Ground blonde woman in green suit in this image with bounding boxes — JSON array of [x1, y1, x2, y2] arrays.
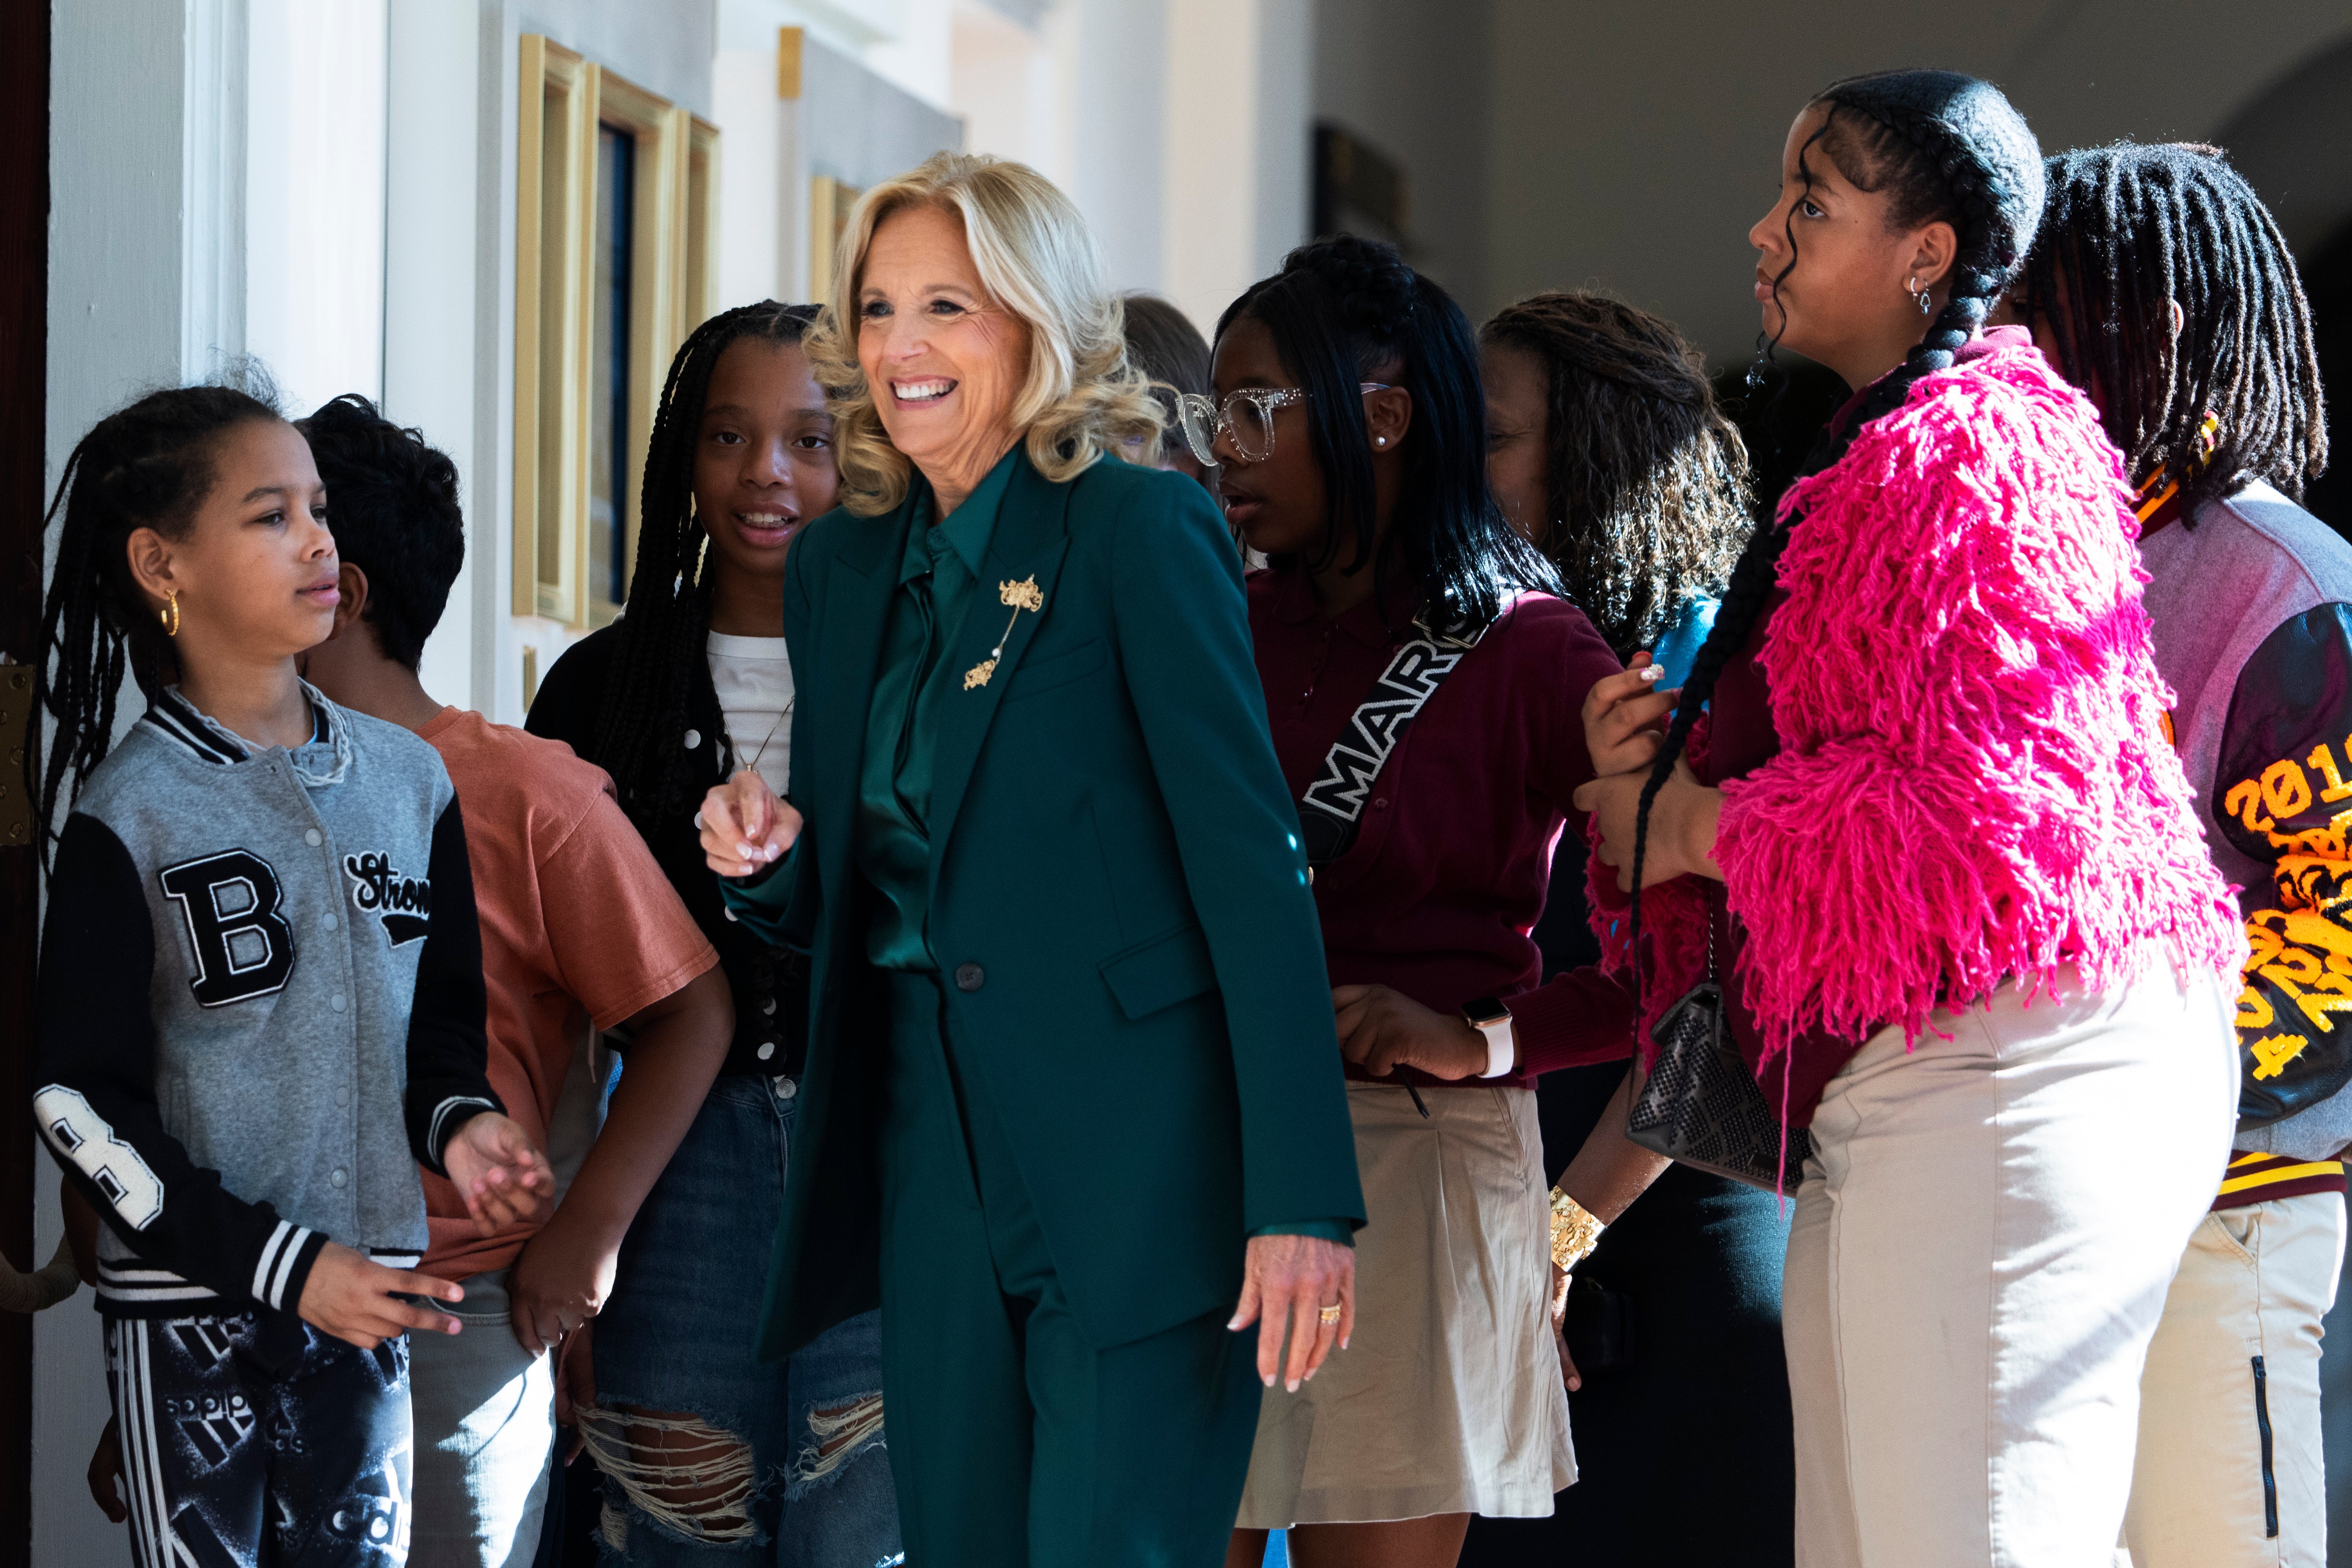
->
[[695, 152, 1365, 1567]]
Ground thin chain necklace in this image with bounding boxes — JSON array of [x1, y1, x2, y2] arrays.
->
[[728, 696, 795, 779]]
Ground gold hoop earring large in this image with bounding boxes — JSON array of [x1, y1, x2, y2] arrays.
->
[[159, 591, 180, 637]]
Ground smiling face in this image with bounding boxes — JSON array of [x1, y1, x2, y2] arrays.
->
[[693, 337, 838, 584], [1480, 338, 1550, 545], [1746, 103, 1956, 388], [1207, 314, 1331, 559], [855, 202, 1033, 496], [127, 417, 339, 665]]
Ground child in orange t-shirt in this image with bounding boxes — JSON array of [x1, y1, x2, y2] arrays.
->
[[293, 395, 732, 1564]]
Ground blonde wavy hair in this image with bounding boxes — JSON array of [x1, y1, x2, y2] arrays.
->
[[805, 151, 1165, 515]]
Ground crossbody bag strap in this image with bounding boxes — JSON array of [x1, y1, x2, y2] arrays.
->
[[1296, 613, 1492, 870]]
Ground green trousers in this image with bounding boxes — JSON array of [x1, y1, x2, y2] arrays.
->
[[877, 972, 1262, 1567]]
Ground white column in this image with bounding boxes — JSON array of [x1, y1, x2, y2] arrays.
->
[[1163, 0, 1312, 335], [714, 39, 786, 311], [386, 0, 484, 712], [183, 0, 249, 378], [244, 0, 389, 417], [1048, 0, 1168, 294]]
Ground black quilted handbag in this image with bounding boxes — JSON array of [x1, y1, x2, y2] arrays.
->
[[1624, 916, 1811, 1191]]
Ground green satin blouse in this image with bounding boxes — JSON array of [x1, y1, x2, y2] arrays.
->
[[853, 448, 1021, 971]]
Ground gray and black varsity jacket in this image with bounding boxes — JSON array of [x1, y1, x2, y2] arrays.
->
[[2142, 480, 2352, 1178], [33, 685, 504, 1318]]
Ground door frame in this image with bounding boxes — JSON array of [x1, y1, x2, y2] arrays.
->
[[0, 0, 51, 1563]]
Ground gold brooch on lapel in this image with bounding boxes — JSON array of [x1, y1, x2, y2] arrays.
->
[[964, 577, 1046, 690]]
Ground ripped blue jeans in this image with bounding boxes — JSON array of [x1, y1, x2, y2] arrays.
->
[[589, 1070, 903, 1567]]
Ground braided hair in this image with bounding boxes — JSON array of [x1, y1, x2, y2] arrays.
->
[[1214, 235, 1558, 634], [31, 382, 286, 864], [2019, 141, 2326, 514], [588, 301, 820, 834], [1480, 291, 1751, 657], [1628, 70, 2045, 997]]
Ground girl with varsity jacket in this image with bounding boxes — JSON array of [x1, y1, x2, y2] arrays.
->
[[29, 382, 553, 1568], [2016, 140, 2346, 1568]]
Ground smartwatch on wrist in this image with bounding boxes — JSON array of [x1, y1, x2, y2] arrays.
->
[[1462, 996, 1516, 1079]]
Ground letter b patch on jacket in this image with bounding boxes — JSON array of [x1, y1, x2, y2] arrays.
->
[[159, 850, 295, 1007]]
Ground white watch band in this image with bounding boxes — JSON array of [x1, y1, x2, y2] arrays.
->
[[1473, 1015, 1516, 1078]]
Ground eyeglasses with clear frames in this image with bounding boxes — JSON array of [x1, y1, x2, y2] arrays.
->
[[1175, 383, 1392, 468]]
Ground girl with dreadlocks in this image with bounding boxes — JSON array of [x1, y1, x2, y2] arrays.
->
[[526, 304, 902, 1563], [1461, 292, 1791, 1568], [1569, 73, 2244, 1565], [2013, 139, 2343, 1568], [28, 382, 549, 1568], [1199, 236, 1626, 1567]]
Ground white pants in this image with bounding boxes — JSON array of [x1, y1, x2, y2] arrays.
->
[[2125, 1189, 2347, 1568], [1784, 963, 2240, 1568]]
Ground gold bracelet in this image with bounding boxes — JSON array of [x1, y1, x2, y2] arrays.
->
[[1549, 1187, 1604, 1272]]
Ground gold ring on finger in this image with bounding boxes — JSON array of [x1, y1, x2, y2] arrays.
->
[[1317, 1304, 1343, 1325]]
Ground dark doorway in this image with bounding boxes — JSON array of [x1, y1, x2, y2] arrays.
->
[[2299, 218, 2350, 538], [0, 0, 50, 1565]]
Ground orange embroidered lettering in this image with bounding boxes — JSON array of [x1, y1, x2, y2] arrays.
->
[[2311, 743, 2352, 803], [2229, 780, 2276, 834], [2264, 759, 2315, 820]]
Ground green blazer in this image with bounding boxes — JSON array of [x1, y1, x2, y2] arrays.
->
[[727, 449, 1365, 1358]]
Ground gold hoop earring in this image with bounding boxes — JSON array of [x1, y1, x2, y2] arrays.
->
[[159, 591, 180, 637]]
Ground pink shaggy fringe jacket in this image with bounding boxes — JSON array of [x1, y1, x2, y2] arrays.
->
[[1601, 334, 2241, 1105]]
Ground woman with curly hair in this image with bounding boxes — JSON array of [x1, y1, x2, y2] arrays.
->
[[1462, 292, 1792, 1568], [1479, 291, 1746, 673], [695, 152, 1364, 1567]]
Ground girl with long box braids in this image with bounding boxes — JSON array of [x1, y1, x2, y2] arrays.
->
[[2015, 140, 2344, 1568], [525, 305, 903, 1563], [1570, 72, 2244, 1565], [28, 381, 550, 1568], [1206, 237, 1624, 1566]]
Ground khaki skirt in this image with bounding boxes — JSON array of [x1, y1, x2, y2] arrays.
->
[[1237, 1080, 1576, 1527]]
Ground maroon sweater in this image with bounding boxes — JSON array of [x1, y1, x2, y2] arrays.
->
[[1248, 565, 1633, 1089]]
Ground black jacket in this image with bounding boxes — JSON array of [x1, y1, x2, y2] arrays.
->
[[526, 625, 807, 1077]]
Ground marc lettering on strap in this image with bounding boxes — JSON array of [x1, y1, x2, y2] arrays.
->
[[1296, 617, 1488, 869]]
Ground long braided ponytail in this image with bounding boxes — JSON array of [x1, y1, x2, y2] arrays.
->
[[589, 301, 820, 834], [1626, 70, 2046, 1002], [31, 381, 285, 865]]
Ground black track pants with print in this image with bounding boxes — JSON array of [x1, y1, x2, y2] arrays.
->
[[105, 1311, 413, 1568]]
